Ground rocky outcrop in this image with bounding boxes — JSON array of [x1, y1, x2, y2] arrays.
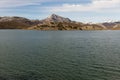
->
[[29, 22, 105, 30]]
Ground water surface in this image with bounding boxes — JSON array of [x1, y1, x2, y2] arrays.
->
[[0, 30, 120, 80]]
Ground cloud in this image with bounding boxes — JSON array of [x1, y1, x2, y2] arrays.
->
[[0, 0, 86, 8], [0, 0, 51, 8], [50, 0, 120, 12]]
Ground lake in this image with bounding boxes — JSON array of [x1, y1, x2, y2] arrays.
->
[[0, 30, 120, 80]]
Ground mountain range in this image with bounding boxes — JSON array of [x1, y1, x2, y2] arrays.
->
[[0, 14, 120, 30]]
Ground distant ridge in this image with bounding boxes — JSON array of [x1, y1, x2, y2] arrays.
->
[[0, 14, 120, 30], [0, 16, 39, 29]]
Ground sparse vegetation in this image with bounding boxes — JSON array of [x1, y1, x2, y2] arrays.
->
[[0, 14, 120, 30]]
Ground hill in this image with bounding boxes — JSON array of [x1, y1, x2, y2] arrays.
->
[[0, 16, 39, 29], [28, 14, 105, 30]]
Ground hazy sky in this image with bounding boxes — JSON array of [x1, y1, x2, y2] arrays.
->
[[0, 0, 120, 22]]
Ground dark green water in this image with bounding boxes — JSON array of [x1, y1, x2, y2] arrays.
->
[[0, 30, 120, 80]]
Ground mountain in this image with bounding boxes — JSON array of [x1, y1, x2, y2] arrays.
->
[[100, 21, 120, 30], [41, 14, 72, 23], [0, 14, 120, 30], [0, 16, 40, 29], [29, 14, 105, 30]]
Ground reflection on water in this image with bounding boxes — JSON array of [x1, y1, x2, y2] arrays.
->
[[0, 30, 120, 80]]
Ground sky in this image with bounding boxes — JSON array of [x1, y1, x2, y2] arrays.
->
[[0, 0, 120, 23]]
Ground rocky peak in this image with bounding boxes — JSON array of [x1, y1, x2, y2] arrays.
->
[[48, 14, 59, 18], [43, 14, 72, 23]]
